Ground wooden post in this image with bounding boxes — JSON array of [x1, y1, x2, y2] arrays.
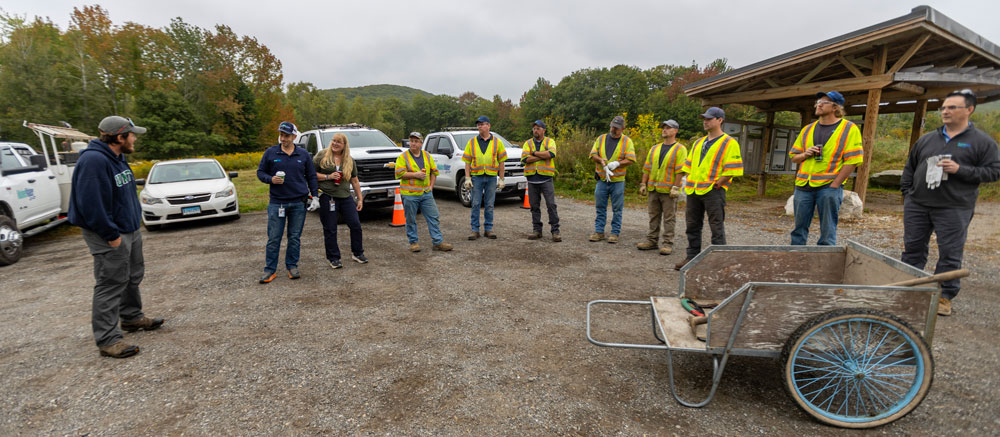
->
[[757, 112, 775, 197], [908, 99, 928, 153], [853, 45, 888, 205]]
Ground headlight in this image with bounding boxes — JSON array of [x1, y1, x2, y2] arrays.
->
[[140, 191, 163, 205], [214, 186, 235, 198]]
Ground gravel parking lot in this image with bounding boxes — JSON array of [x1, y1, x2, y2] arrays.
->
[[2, 191, 999, 435]]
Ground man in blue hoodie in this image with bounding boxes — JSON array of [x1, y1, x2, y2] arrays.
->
[[256, 121, 319, 283], [68, 116, 164, 359]]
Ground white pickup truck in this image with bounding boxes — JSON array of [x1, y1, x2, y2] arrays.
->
[[422, 129, 526, 207], [0, 122, 90, 265]]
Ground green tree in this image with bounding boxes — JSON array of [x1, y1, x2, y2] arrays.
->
[[133, 89, 224, 158]]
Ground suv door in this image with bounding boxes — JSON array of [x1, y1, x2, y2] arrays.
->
[[427, 135, 456, 189], [0, 145, 34, 224]]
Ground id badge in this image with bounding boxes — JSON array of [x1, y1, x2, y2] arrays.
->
[[278, 206, 286, 218], [329, 201, 336, 212]]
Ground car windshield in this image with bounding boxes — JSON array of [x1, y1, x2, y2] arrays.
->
[[149, 161, 224, 184], [452, 133, 517, 150], [320, 130, 397, 149]]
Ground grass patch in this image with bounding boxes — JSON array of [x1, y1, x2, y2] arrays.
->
[[232, 172, 270, 213]]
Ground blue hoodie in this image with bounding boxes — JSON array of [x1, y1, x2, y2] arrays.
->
[[67, 139, 142, 241]]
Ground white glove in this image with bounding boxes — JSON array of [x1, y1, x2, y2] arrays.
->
[[606, 161, 620, 171], [602, 166, 612, 182], [925, 156, 943, 190], [497, 177, 505, 190], [463, 178, 473, 190], [669, 186, 680, 198], [639, 185, 648, 196], [307, 196, 320, 212]]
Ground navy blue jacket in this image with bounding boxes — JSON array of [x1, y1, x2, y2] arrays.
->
[[67, 139, 142, 241], [256, 144, 318, 202], [902, 123, 1000, 209]]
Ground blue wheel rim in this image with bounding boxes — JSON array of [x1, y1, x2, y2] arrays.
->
[[790, 317, 926, 423]]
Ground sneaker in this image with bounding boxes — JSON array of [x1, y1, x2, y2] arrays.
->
[[259, 272, 277, 284], [674, 258, 694, 271], [636, 241, 657, 250], [99, 341, 139, 359], [937, 297, 952, 316], [328, 259, 343, 269], [122, 317, 164, 332], [527, 232, 543, 240], [551, 232, 562, 242], [352, 254, 369, 264], [468, 232, 480, 240], [607, 234, 619, 244], [433, 242, 454, 251], [410, 243, 421, 252], [589, 232, 605, 242], [484, 231, 497, 239], [659, 246, 673, 256], [288, 268, 301, 279]]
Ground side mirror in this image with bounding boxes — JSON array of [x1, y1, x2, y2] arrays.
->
[[229, 171, 239, 179], [439, 146, 453, 156], [28, 154, 48, 170], [135, 178, 145, 186]]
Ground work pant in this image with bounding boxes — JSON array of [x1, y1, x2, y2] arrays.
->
[[318, 193, 364, 262], [528, 180, 559, 234], [647, 191, 677, 246], [265, 200, 306, 273], [685, 187, 727, 259], [402, 191, 444, 245], [594, 180, 625, 235], [790, 186, 843, 246], [82, 229, 145, 348], [901, 198, 974, 300], [470, 174, 497, 232]]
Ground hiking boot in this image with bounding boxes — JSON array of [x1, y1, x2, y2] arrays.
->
[[589, 232, 605, 242], [99, 341, 139, 359], [607, 234, 619, 244], [527, 231, 543, 240], [937, 297, 952, 316], [288, 268, 301, 279], [468, 232, 480, 240], [259, 272, 276, 284], [674, 258, 693, 271], [551, 232, 562, 242], [433, 242, 454, 251], [122, 317, 164, 332], [484, 231, 497, 239], [636, 241, 658, 250], [328, 259, 343, 269], [352, 254, 368, 264], [410, 243, 421, 252], [660, 246, 673, 256]]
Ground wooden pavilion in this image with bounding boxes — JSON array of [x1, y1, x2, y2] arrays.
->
[[683, 5, 1000, 202]]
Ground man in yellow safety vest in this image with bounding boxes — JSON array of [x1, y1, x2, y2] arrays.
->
[[788, 91, 863, 246], [462, 116, 507, 240], [521, 120, 561, 242], [589, 115, 636, 244], [675, 107, 743, 270], [395, 132, 453, 253], [638, 120, 688, 255]]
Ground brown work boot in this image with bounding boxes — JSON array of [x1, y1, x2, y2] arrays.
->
[[607, 234, 619, 244], [589, 232, 604, 242], [551, 232, 562, 242], [121, 317, 164, 333], [660, 246, 673, 256], [937, 297, 952, 316], [433, 242, 453, 251], [410, 243, 421, 252], [99, 341, 139, 358], [484, 231, 497, 239], [674, 258, 693, 271], [468, 232, 480, 240], [636, 241, 657, 250], [527, 231, 542, 240]]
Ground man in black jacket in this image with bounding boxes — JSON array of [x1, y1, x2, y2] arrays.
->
[[901, 90, 1000, 316]]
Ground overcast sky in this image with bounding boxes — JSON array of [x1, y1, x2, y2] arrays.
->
[[5, 1, 1000, 101]]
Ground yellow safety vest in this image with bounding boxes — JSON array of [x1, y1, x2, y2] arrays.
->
[[394, 150, 438, 196], [682, 134, 743, 195], [789, 119, 864, 187], [462, 136, 506, 176], [590, 134, 636, 182], [643, 142, 688, 193], [522, 137, 558, 177]]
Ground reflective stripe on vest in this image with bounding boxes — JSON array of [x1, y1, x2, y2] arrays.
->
[[594, 134, 630, 179], [645, 143, 681, 191], [794, 120, 856, 186], [465, 136, 502, 176], [523, 137, 557, 177], [684, 134, 736, 193]]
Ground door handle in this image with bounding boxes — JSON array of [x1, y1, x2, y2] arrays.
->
[[49, 175, 56, 179], [28, 179, 36, 183]]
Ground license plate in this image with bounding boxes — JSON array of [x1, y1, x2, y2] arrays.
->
[[518, 182, 527, 190], [182, 206, 201, 216], [388, 188, 397, 196]]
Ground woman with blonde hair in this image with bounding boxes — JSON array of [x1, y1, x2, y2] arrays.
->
[[314, 133, 366, 269]]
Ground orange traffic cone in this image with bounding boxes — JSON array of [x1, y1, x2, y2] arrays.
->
[[521, 185, 530, 209], [390, 187, 405, 227]]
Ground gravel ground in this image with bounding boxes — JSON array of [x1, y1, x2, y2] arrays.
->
[[1, 190, 998, 436]]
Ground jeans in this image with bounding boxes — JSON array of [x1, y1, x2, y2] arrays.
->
[[318, 194, 364, 261], [594, 180, 625, 235], [402, 191, 444, 245], [265, 200, 306, 273], [470, 174, 497, 232], [685, 187, 727, 258], [81, 229, 145, 347], [528, 180, 559, 233], [790, 186, 842, 245], [901, 198, 974, 300]]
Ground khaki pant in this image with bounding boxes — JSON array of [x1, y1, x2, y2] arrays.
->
[[646, 191, 676, 246]]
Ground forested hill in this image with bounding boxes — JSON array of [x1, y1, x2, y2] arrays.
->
[[321, 84, 433, 102]]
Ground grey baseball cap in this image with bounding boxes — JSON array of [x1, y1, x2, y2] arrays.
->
[[699, 107, 725, 119], [610, 115, 625, 129], [98, 116, 146, 135], [660, 119, 680, 129], [408, 131, 423, 139]]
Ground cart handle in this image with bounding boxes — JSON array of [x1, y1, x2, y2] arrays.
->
[[885, 269, 969, 287], [586, 300, 668, 351]]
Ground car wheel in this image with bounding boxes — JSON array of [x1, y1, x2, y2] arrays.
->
[[0, 215, 24, 266], [458, 175, 472, 208]]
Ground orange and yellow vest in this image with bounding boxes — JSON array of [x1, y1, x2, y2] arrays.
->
[[590, 134, 637, 182], [682, 134, 743, 195], [522, 137, 558, 177], [789, 119, 864, 187], [643, 142, 688, 194], [394, 150, 438, 196], [462, 136, 507, 176]]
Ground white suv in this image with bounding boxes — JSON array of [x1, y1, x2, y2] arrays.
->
[[422, 129, 526, 207], [295, 124, 402, 207]]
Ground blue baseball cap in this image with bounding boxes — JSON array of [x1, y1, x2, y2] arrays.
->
[[277, 121, 298, 135], [699, 107, 725, 119], [815, 91, 845, 106], [532, 120, 547, 130], [476, 116, 491, 124]]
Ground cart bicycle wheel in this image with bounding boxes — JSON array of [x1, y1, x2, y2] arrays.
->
[[781, 308, 933, 428]]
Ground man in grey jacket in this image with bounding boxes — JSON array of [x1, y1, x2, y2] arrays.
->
[[901, 90, 1000, 316]]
